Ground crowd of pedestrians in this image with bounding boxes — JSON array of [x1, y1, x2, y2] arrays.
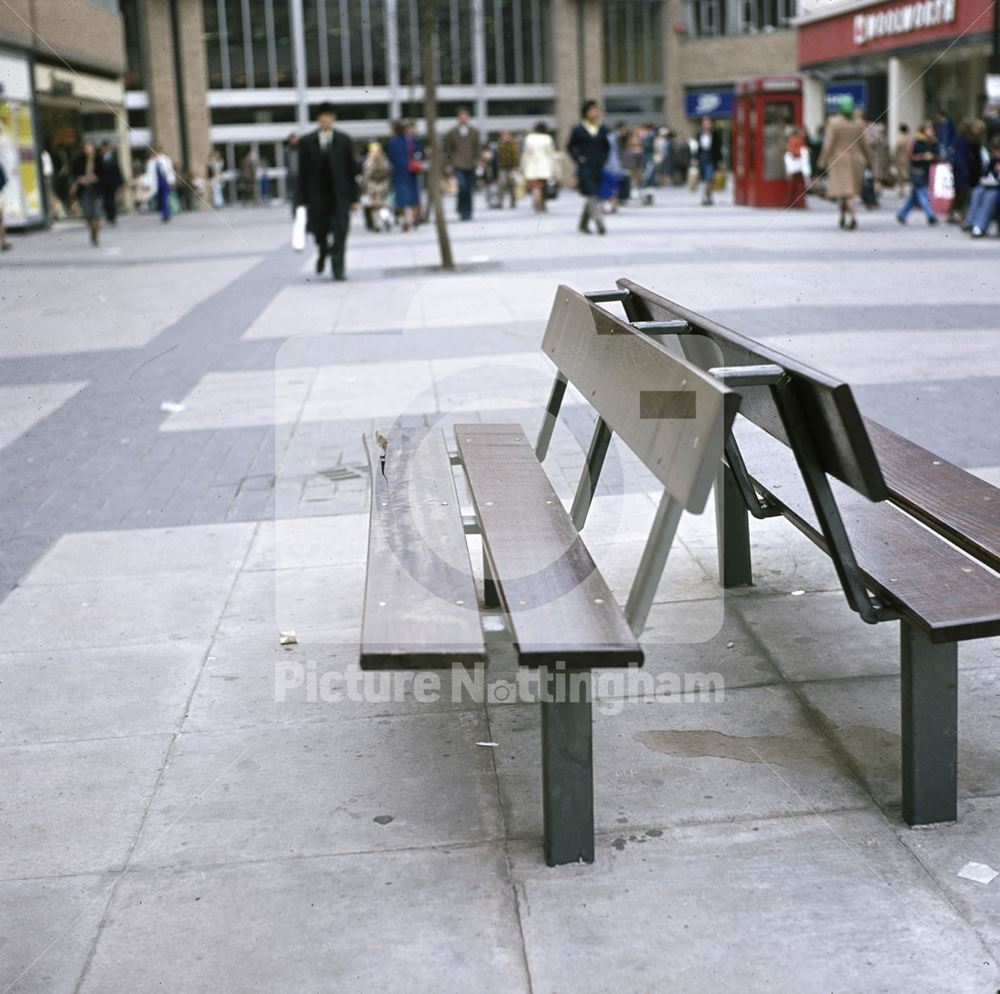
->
[[7, 94, 998, 255]]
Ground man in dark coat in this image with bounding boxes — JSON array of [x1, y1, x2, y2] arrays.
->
[[443, 107, 482, 221], [567, 99, 610, 234], [295, 103, 359, 281], [98, 142, 124, 225]]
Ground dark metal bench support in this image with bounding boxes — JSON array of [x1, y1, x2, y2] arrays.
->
[[901, 623, 958, 825], [483, 550, 500, 608], [541, 668, 595, 866], [716, 462, 753, 588], [570, 418, 613, 530]]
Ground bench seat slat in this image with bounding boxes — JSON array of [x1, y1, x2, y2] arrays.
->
[[456, 423, 643, 668], [736, 422, 1000, 643], [865, 418, 1000, 572], [360, 429, 486, 670]]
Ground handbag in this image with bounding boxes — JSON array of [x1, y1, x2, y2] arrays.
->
[[291, 205, 307, 251], [407, 156, 423, 174]]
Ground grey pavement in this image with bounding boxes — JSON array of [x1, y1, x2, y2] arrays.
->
[[1, 187, 999, 993]]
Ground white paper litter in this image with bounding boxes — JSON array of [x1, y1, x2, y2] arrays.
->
[[279, 631, 298, 646], [160, 401, 186, 413], [957, 862, 998, 885], [476, 741, 499, 748], [790, 590, 805, 597]]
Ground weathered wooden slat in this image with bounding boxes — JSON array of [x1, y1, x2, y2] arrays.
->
[[360, 428, 486, 669], [541, 285, 737, 515], [865, 418, 1000, 572], [617, 278, 888, 502], [735, 422, 1000, 643], [455, 423, 643, 667]]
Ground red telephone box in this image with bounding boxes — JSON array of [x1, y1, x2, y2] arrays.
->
[[733, 76, 804, 208]]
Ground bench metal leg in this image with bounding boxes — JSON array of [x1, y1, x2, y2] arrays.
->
[[716, 462, 752, 588], [570, 418, 613, 530], [483, 549, 500, 608], [541, 668, 594, 866], [901, 623, 957, 825]]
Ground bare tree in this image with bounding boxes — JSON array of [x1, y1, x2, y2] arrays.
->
[[419, 0, 455, 270]]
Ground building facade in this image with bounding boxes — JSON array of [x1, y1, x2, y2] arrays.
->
[[797, 0, 998, 134], [0, 0, 127, 226], [122, 0, 674, 196]]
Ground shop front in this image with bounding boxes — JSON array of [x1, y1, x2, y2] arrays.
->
[[798, 0, 997, 136], [33, 62, 129, 221], [0, 46, 43, 228]]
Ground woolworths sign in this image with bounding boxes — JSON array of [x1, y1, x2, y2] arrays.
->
[[853, 0, 957, 44]]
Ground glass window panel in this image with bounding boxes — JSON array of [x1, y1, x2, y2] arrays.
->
[[225, 0, 247, 85], [249, 0, 270, 86], [122, 0, 148, 90]]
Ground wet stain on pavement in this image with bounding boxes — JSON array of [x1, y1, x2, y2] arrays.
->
[[634, 729, 833, 773]]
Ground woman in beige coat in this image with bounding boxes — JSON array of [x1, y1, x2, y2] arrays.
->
[[817, 95, 872, 229]]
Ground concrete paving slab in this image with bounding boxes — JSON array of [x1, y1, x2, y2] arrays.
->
[[78, 847, 530, 994], [641, 594, 727, 646], [243, 514, 367, 571], [896, 795, 1000, 960], [735, 589, 901, 681], [130, 710, 502, 870], [183, 638, 477, 732], [509, 810, 999, 994], [0, 382, 88, 451], [612, 604, 781, 693], [215, 564, 364, 643], [798, 667, 1000, 811], [21, 522, 256, 584], [0, 643, 205, 745], [0, 734, 172, 877], [0, 572, 236, 651], [489, 686, 871, 843], [0, 872, 114, 994]]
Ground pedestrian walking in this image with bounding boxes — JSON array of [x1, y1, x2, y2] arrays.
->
[[0, 158, 11, 251], [567, 99, 609, 235], [387, 120, 422, 231], [892, 123, 911, 198], [284, 133, 300, 215], [98, 142, 124, 225], [207, 148, 225, 208], [295, 102, 358, 281], [361, 142, 391, 231], [146, 145, 176, 223], [817, 95, 872, 229], [239, 151, 258, 205], [495, 131, 520, 208], [965, 136, 1000, 237], [521, 122, 556, 213], [948, 119, 980, 223], [784, 128, 811, 208], [71, 139, 105, 245], [443, 107, 481, 221], [896, 120, 939, 226], [696, 116, 723, 205]]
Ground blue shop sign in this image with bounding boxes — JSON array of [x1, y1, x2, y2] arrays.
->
[[685, 89, 734, 118], [825, 81, 867, 113]]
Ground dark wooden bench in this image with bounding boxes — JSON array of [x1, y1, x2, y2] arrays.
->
[[360, 285, 739, 865], [606, 277, 1000, 827]]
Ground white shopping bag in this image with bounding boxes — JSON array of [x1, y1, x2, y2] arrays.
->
[[292, 205, 307, 251]]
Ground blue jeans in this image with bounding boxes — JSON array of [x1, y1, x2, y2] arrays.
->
[[897, 182, 935, 222], [455, 168, 474, 219], [967, 185, 999, 232]]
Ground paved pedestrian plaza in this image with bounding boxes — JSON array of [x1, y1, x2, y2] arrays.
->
[[1, 188, 999, 992]]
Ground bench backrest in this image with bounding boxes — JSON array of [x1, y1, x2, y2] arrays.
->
[[616, 278, 888, 502], [541, 285, 738, 514]]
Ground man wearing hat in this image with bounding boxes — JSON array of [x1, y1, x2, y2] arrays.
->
[[295, 102, 359, 281]]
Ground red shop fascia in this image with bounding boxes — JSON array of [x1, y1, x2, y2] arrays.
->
[[798, 0, 995, 68]]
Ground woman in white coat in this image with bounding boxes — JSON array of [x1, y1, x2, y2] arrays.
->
[[520, 122, 557, 213]]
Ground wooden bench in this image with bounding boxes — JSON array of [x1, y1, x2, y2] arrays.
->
[[607, 277, 1000, 827], [360, 285, 739, 865]]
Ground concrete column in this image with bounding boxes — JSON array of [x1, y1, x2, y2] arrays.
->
[[178, 0, 211, 175], [289, 0, 309, 126], [143, 0, 181, 157], [664, 0, 686, 129], [802, 74, 826, 134], [553, 0, 605, 146], [888, 55, 925, 141], [141, 1, 210, 175]]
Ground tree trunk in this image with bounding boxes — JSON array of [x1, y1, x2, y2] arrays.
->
[[419, 0, 455, 271]]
